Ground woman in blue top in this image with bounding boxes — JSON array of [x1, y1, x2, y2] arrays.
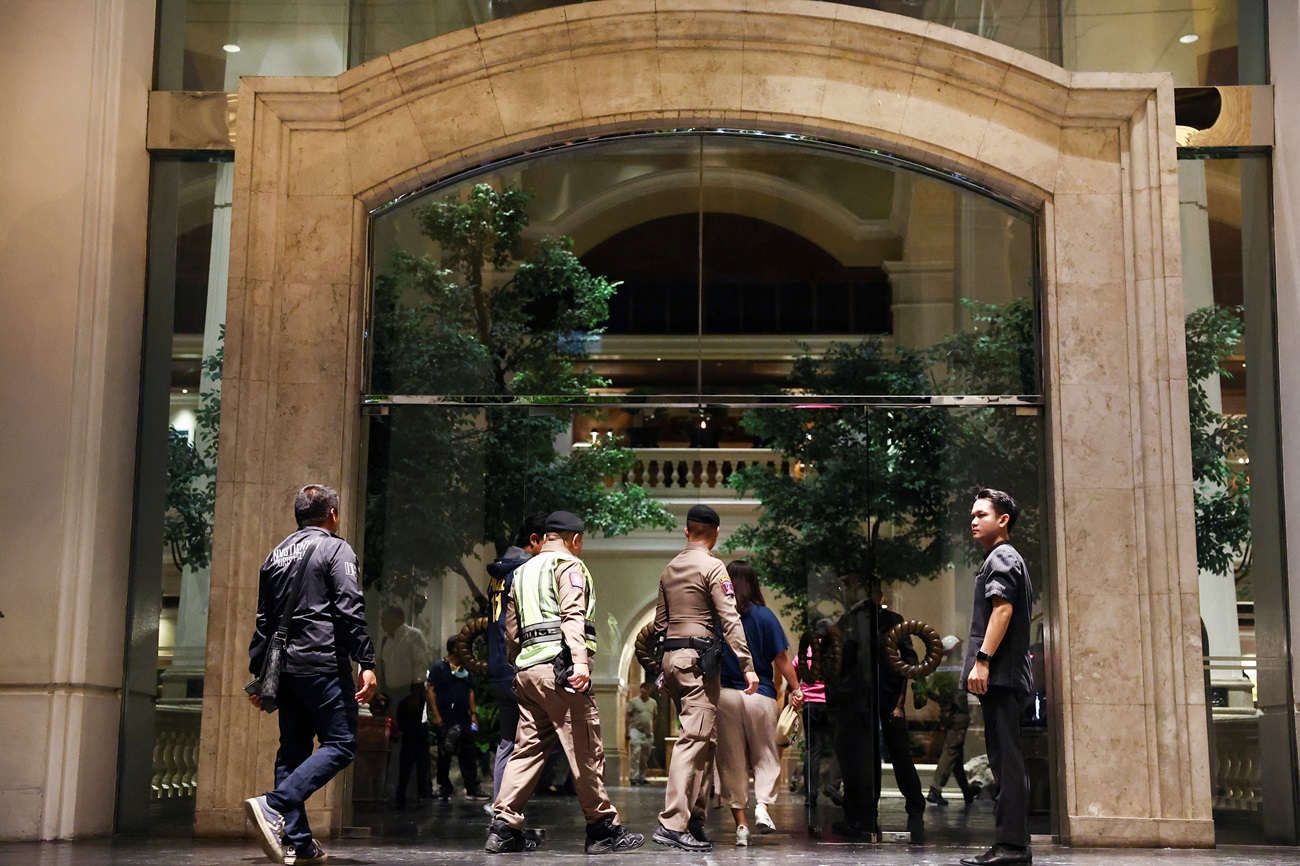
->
[[716, 560, 803, 846]]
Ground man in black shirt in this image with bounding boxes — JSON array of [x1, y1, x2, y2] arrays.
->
[[427, 635, 486, 799], [244, 485, 378, 865], [960, 489, 1034, 866]]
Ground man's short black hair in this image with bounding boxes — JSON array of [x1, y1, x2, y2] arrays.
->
[[976, 488, 1019, 530], [446, 635, 458, 654], [381, 604, 404, 621], [514, 511, 548, 548], [295, 484, 339, 527]]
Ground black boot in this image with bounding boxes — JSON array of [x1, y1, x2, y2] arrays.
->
[[585, 817, 646, 854], [485, 819, 526, 853], [687, 816, 710, 843]]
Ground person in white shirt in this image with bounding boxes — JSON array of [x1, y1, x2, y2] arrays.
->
[[380, 605, 432, 808]]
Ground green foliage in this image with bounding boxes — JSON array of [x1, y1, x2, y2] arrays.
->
[[163, 331, 223, 573], [1184, 305, 1250, 584], [725, 300, 1043, 615], [725, 340, 953, 614], [366, 184, 674, 601]]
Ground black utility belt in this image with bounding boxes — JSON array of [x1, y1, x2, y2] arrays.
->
[[662, 636, 717, 652]]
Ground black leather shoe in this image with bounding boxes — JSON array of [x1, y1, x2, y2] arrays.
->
[[927, 788, 947, 806], [959, 844, 1032, 865], [687, 816, 710, 843], [831, 819, 865, 838], [652, 825, 712, 852]]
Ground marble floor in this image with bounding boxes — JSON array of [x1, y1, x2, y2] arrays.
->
[[0, 786, 1285, 866]]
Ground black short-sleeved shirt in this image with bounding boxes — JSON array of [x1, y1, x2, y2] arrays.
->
[[427, 660, 476, 724], [961, 541, 1034, 694]]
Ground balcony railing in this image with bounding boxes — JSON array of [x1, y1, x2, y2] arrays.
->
[[620, 448, 792, 497]]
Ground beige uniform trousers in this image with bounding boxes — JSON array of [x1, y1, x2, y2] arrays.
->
[[494, 664, 618, 830], [659, 648, 720, 832], [716, 687, 781, 809]]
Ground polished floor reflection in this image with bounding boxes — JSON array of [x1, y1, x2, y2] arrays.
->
[[0, 786, 1286, 865]]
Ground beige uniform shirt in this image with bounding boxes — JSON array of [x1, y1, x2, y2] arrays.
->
[[654, 541, 754, 673], [505, 539, 593, 667]]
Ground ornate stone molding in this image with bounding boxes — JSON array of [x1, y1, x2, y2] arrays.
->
[[197, 0, 1211, 846]]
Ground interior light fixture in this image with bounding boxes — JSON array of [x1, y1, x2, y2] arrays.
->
[[1179, 34, 1199, 44], [223, 43, 241, 53]]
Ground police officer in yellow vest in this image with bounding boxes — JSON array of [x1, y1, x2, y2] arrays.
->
[[652, 505, 758, 852], [486, 511, 646, 855]]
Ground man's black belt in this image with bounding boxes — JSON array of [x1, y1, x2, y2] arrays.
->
[[520, 620, 597, 648], [662, 636, 717, 652]]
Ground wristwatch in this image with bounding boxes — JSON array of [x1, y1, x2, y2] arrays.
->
[[975, 650, 992, 663]]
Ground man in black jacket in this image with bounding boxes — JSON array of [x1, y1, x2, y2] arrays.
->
[[244, 485, 377, 865], [484, 512, 546, 808]]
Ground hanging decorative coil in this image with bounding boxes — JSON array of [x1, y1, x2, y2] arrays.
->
[[454, 616, 491, 678], [883, 619, 945, 679], [634, 622, 662, 678]]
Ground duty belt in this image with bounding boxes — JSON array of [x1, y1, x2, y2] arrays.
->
[[520, 619, 597, 647], [662, 636, 717, 652]]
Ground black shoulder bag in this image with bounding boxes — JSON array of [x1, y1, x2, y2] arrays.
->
[[245, 538, 322, 714]]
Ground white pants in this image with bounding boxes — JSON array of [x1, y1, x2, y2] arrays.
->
[[716, 687, 780, 809]]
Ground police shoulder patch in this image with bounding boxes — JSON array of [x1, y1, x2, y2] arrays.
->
[[569, 570, 585, 588], [720, 578, 735, 596]]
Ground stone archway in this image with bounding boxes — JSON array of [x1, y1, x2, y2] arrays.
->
[[197, 1, 1210, 847]]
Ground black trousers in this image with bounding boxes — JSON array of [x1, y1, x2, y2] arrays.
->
[[394, 689, 430, 803], [979, 687, 1030, 847], [803, 702, 831, 805], [436, 720, 480, 794], [878, 710, 925, 815]]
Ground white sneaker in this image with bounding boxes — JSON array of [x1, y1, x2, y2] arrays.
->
[[755, 804, 776, 834], [735, 824, 750, 847], [483, 801, 495, 817]]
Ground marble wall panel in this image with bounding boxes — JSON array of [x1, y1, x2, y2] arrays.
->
[[657, 40, 745, 113], [1053, 193, 1128, 284], [1067, 702, 1155, 818], [1056, 382, 1137, 491], [278, 196, 354, 285], [571, 45, 663, 120], [343, 108, 431, 199], [898, 70, 996, 162], [288, 129, 353, 198], [740, 43, 830, 117], [1052, 281, 1130, 386], [273, 282, 353, 386], [1064, 591, 1146, 699], [820, 50, 915, 135], [1058, 486, 1140, 599], [978, 99, 1061, 194], [1056, 126, 1122, 195], [490, 60, 584, 139], [244, 193, 282, 283]]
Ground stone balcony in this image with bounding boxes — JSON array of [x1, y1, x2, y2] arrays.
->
[[620, 448, 792, 498]]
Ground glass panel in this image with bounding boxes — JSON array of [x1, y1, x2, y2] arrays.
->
[[698, 135, 1037, 396], [368, 136, 703, 398], [1180, 152, 1297, 843], [369, 133, 1038, 405], [155, 1, 1265, 91], [119, 158, 232, 832], [156, 0, 349, 91]]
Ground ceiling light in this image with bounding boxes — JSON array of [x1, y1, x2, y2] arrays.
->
[[223, 43, 241, 53], [1179, 34, 1199, 44]]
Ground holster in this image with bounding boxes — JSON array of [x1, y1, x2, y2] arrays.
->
[[552, 643, 591, 695], [663, 636, 723, 679]]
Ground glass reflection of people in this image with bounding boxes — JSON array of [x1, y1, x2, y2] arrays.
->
[[426, 635, 486, 800], [625, 682, 657, 786], [827, 573, 877, 839], [379, 604, 432, 808], [797, 618, 835, 818], [960, 489, 1034, 866], [872, 584, 927, 834], [924, 635, 981, 806]]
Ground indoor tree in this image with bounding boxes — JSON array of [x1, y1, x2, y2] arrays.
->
[[365, 183, 673, 604]]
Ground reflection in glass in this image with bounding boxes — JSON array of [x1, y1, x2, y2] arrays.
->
[[369, 133, 1038, 400], [1180, 154, 1296, 843], [156, 2, 1264, 92]]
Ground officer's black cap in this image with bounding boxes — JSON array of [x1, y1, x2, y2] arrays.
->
[[545, 511, 586, 534], [686, 504, 720, 526]]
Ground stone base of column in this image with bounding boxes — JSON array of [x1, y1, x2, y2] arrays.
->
[[194, 803, 336, 840], [1063, 816, 1215, 848]]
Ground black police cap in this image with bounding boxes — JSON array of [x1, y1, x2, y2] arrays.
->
[[686, 504, 720, 526], [545, 511, 586, 534]]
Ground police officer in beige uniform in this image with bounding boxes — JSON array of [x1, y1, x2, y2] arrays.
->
[[486, 511, 645, 855], [652, 505, 758, 852]]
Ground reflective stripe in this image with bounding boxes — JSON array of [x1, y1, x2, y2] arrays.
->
[[513, 551, 598, 669], [520, 620, 598, 648]]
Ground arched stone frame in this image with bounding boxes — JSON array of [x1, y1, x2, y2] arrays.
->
[[196, 0, 1211, 847]]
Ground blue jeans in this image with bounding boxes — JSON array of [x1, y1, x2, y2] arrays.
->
[[264, 671, 358, 851]]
